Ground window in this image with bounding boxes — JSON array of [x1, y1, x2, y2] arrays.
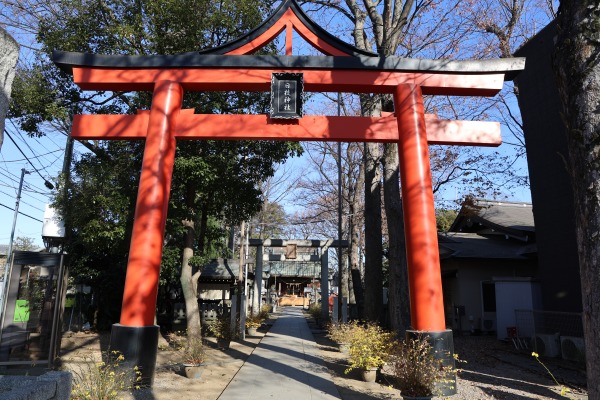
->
[[482, 282, 496, 312]]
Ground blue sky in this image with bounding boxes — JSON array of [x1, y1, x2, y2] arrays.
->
[[0, 0, 536, 248], [0, 127, 69, 248]]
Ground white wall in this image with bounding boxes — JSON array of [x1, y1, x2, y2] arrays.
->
[[442, 260, 537, 335], [495, 278, 542, 339]]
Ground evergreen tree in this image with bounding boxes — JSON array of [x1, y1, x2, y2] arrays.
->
[[10, 0, 302, 340]]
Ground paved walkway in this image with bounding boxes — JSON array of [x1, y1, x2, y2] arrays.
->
[[218, 307, 341, 399]]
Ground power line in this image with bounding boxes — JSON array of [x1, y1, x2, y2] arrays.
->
[[46, 153, 64, 169], [0, 149, 63, 163], [0, 202, 43, 222], [35, 133, 64, 151], [0, 178, 51, 200], [0, 182, 16, 190], [0, 169, 52, 195], [21, 186, 53, 197], [0, 188, 16, 198], [8, 121, 67, 170], [0, 173, 39, 194], [4, 129, 55, 190], [0, 182, 52, 203], [0, 177, 53, 204], [11, 122, 52, 175], [0, 170, 20, 186], [0, 189, 45, 212]]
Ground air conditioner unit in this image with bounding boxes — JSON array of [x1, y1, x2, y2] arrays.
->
[[532, 333, 560, 357], [560, 336, 586, 363], [482, 318, 496, 333]]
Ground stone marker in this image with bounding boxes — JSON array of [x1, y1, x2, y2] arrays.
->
[[0, 371, 72, 400]]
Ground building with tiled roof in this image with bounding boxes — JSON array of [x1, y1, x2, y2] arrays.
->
[[440, 199, 539, 339], [441, 198, 583, 350]]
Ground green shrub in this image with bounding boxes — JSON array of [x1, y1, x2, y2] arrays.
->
[[308, 303, 322, 320], [245, 314, 262, 329], [208, 315, 238, 341], [326, 321, 359, 344], [70, 351, 141, 400], [166, 331, 186, 350], [258, 304, 270, 320], [389, 336, 454, 397], [345, 323, 395, 372]]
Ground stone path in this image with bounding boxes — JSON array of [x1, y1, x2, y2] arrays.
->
[[218, 307, 341, 399]]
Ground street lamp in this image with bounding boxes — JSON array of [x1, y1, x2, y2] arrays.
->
[[42, 205, 66, 253]]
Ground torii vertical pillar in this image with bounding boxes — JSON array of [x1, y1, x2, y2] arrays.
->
[[109, 81, 183, 386], [395, 84, 456, 395]]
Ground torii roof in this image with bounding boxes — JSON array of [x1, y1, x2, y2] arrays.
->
[[52, 0, 524, 81], [197, 0, 377, 57]]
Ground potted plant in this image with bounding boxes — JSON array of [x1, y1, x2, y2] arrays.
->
[[180, 336, 205, 379], [245, 315, 262, 336], [389, 336, 453, 399], [258, 303, 271, 320], [344, 323, 394, 382], [326, 321, 359, 354], [208, 315, 237, 349]]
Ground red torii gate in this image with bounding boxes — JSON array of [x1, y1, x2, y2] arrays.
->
[[53, 0, 524, 386]]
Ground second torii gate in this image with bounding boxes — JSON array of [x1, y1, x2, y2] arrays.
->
[[53, 0, 524, 388]]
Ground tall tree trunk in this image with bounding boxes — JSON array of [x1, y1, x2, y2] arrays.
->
[[341, 143, 357, 311], [228, 225, 235, 256], [180, 187, 202, 341], [349, 157, 365, 317], [198, 193, 213, 255], [347, 256, 356, 312], [364, 141, 383, 322], [383, 142, 411, 335], [339, 247, 350, 316], [554, 4, 600, 396], [359, 92, 384, 322], [180, 219, 202, 339]]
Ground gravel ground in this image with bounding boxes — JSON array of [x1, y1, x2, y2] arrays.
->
[[58, 309, 588, 400], [449, 335, 587, 399], [309, 319, 588, 400]]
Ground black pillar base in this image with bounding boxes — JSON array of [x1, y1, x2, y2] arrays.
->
[[406, 329, 457, 396], [109, 324, 159, 387]]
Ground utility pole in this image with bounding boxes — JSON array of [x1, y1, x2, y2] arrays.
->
[[0, 168, 30, 322]]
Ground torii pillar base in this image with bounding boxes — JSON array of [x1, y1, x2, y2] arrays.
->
[[406, 329, 456, 396], [110, 324, 160, 387]]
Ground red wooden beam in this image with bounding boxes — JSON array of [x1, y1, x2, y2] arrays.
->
[[72, 67, 505, 96], [71, 113, 501, 146]]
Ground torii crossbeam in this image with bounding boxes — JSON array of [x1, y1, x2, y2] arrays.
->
[[53, 0, 524, 388]]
